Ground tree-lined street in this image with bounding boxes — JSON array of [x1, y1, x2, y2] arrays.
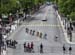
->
[[0, 0, 75, 55], [5, 4, 75, 55]]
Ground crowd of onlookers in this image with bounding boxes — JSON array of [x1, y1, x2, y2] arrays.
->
[[5, 39, 44, 53], [23, 42, 34, 53], [23, 42, 43, 53], [6, 39, 18, 49]]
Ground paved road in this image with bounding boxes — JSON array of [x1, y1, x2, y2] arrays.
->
[[6, 5, 75, 55]]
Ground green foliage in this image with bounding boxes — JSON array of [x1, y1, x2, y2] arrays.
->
[[0, 0, 20, 14], [56, 0, 75, 21], [70, 12, 75, 20], [0, 0, 46, 15]]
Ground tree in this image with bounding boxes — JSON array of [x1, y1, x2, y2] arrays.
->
[[0, 0, 47, 15], [70, 12, 75, 20], [0, 0, 20, 14], [56, 0, 75, 21]]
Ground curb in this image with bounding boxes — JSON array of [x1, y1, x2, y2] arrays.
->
[[56, 11, 75, 45]]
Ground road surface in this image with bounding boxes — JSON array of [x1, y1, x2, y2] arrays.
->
[[6, 5, 75, 55]]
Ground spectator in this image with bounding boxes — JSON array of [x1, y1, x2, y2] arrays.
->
[[40, 43, 43, 53], [30, 42, 34, 52], [24, 42, 26, 52], [27, 43, 31, 52]]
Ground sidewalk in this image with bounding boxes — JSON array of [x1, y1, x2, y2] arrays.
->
[[56, 10, 75, 44], [72, 26, 75, 42]]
